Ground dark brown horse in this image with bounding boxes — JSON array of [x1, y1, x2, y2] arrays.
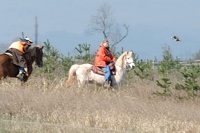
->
[[0, 46, 44, 82]]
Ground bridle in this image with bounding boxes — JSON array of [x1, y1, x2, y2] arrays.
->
[[125, 56, 135, 70]]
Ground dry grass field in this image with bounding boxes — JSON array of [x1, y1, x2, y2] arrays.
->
[[0, 75, 200, 133]]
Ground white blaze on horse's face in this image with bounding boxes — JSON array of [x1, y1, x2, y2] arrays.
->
[[125, 54, 135, 69]]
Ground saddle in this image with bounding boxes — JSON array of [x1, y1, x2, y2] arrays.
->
[[91, 62, 116, 76]]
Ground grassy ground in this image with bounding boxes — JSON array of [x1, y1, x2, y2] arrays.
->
[[0, 75, 200, 133]]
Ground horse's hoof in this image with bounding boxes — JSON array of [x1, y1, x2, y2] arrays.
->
[[104, 81, 111, 88]]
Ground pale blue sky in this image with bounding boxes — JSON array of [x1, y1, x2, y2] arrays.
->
[[0, 0, 200, 60]]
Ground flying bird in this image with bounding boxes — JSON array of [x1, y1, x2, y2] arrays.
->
[[171, 36, 181, 42]]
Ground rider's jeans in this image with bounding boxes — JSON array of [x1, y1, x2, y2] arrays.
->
[[101, 65, 111, 82]]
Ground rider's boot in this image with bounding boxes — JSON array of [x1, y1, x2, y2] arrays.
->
[[104, 80, 111, 88], [16, 68, 24, 80]]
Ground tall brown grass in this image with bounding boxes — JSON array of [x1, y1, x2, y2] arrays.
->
[[0, 75, 200, 133]]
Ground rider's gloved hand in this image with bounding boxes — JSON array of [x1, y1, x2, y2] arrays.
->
[[110, 60, 115, 64]]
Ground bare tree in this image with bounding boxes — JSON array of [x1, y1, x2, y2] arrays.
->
[[87, 3, 129, 52]]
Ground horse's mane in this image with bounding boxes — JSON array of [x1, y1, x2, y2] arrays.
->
[[34, 45, 43, 49], [26, 46, 41, 56], [115, 52, 127, 67], [25, 46, 37, 60]]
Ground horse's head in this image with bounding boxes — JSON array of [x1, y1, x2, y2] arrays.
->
[[33, 46, 44, 67], [124, 51, 135, 69], [115, 51, 135, 70]]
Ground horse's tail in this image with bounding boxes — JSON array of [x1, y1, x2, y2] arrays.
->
[[65, 64, 80, 87]]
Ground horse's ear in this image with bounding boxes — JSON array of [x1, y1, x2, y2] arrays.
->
[[41, 46, 44, 49], [127, 51, 133, 55]]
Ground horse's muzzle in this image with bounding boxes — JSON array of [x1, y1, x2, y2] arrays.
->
[[37, 62, 43, 67], [129, 63, 135, 69], [131, 65, 135, 69]]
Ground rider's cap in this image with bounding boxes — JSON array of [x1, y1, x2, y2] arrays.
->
[[25, 38, 33, 43], [21, 39, 28, 42]]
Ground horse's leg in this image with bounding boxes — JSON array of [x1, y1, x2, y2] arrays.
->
[[77, 75, 87, 87], [76, 66, 90, 87], [0, 76, 2, 84], [0, 70, 6, 83]]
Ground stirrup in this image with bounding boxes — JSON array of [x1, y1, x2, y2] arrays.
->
[[16, 73, 24, 80]]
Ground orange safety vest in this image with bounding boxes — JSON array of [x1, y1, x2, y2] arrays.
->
[[9, 41, 26, 53], [94, 46, 116, 67]]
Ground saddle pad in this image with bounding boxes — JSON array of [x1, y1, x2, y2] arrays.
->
[[91, 65, 116, 76], [91, 66, 104, 75]]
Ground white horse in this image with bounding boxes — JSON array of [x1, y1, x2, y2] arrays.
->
[[65, 51, 135, 88]]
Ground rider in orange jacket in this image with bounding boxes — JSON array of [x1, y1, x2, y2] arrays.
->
[[8, 38, 33, 79], [94, 39, 116, 85]]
